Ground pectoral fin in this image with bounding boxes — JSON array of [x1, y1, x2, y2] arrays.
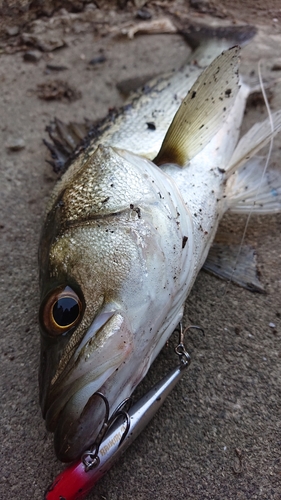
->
[[154, 46, 240, 166]]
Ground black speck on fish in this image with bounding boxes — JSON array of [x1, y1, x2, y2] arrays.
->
[[146, 122, 156, 131], [130, 204, 141, 218], [142, 84, 151, 94], [182, 236, 188, 249]]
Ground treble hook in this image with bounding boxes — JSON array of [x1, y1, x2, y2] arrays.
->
[[82, 394, 131, 471]]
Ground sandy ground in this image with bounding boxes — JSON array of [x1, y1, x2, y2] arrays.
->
[[1, 2, 281, 499]]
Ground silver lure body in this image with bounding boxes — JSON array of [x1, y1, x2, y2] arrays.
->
[[45, 356, 189, 500]]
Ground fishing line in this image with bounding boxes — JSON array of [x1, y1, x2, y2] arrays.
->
[[219, 61, 274, 296]]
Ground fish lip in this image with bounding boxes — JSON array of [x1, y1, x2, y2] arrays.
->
[[41, 308, 117, 423], [41, 308, 134, 460]]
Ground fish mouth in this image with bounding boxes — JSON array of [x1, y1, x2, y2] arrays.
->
[[40, 308, 134, 462]]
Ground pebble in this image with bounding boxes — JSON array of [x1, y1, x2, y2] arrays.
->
[[46, 64, 69, 72], [6, 138, 26, 151], [21, 33, 65, 52], [271, 62, 281, 71], [6, 26, 19, 36], [136, 8, 152, 20], [23, 50, 42, 63], [269, 322, 276, 328], [89, 54, 106, 65]]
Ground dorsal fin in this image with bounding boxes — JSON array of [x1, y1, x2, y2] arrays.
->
[[154, 46, 240, 167]]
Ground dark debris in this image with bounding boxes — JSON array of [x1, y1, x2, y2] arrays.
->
[[37, 80, 81, 101]]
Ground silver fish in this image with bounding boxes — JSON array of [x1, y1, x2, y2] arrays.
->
[[39, 26, 281, 463]]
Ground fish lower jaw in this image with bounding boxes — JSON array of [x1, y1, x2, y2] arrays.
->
[[50, 378, 113, 462], [50, 361, 140, 462]]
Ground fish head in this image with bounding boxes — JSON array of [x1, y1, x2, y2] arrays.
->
[[39, 144, 192, 462]]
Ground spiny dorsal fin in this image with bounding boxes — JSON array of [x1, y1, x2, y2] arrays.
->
[[154, 46, 240, 167]]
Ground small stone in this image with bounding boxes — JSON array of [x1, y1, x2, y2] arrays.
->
[[271, 62, 281, 71], [88, 54, 106, 65], [21, 32, 65, 52], [6, 26, 19, 36], [23, 50, 42, 62], [6, 138, 26, 151], [269, 322, 276, 328], [46, 64, 69, 72], [136, 8, 152, 20], [85, 3, 97, 10]]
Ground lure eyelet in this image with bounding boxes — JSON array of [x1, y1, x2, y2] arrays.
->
[[40, 285, 83, 336]]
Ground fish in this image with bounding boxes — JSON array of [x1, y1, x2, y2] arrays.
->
[[38, 25, 281, 464]]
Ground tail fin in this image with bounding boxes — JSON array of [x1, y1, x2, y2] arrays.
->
[[180, 24, 257, 68]]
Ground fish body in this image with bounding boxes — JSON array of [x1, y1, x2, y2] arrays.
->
[[39, 27, 281, 462]]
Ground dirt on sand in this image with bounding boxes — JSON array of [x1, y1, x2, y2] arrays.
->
[[1, 1, 281, 499]]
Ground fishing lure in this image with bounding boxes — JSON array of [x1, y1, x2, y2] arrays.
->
[[45, 327, 197, 500]]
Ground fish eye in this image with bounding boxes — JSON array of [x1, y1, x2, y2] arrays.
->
[[40, 286, 83, 336]]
